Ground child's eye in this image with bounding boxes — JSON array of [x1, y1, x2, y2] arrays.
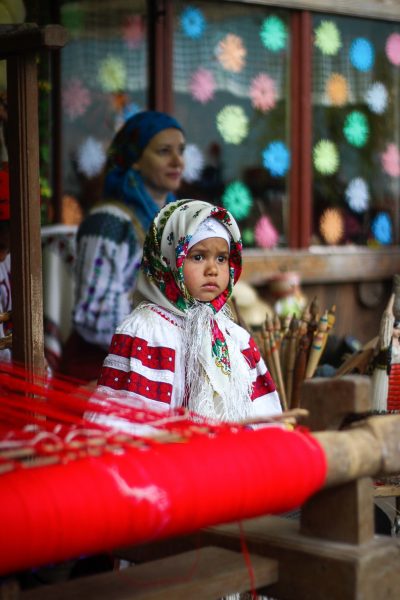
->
[[217, 255, 228, 263], [193, 254, 203, 261]]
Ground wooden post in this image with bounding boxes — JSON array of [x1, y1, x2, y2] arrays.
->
[[0, 24, 68, 374]]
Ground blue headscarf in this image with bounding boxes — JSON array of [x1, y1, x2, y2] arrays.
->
[[103, 111, 185, 229]]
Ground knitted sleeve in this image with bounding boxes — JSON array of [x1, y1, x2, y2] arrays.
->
[[73, 205, 141, 349]]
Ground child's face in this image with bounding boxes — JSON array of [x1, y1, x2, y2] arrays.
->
[[183, 237, 230, 302]]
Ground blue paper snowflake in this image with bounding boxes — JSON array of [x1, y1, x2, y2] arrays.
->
[[349, 38, 375, 72], [180, 6, 206, 39], [122, 103, 141, 122], [371, 212, 392, 245], [262, 141, 290, 177]]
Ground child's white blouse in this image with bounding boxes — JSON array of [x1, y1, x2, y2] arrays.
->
[[97, 304, 282, 421]]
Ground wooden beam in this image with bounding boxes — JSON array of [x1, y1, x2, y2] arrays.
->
[[4, 24, 68, 373]]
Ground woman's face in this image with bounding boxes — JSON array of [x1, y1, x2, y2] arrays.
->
[[133, 128, 185, 200]]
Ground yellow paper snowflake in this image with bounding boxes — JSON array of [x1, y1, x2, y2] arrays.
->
[[216, 34, 246, 73], [98, 55, 127, 92], [216, 105, 249, 144]]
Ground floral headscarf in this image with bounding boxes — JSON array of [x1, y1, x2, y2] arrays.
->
[[138, 199, 242, 316], [137, 199, 252, 422]]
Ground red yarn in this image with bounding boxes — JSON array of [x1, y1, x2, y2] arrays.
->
[[0, 426, 327, 576]]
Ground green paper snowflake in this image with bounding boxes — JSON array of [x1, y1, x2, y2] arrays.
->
[[313, 140, 339, 175], [260, 16, 287, 52], [314, 21, 342, 56], [222, 181, 253, 220], [242, 228, 255, 246], [60, 4, 85, 33], [216, 105, 249, 144], [343, 111, 369, 148], [98, 56, 127, 92]]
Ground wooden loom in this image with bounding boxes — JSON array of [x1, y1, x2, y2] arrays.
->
[[1, 23, 400, 600]]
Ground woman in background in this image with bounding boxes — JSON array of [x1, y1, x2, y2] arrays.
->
[[61, 111, 185, 381]]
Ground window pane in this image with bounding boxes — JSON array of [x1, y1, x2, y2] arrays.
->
[[173, 1, 291, 249], [312, 14, 400, 246], [61, 0, 148, 211]]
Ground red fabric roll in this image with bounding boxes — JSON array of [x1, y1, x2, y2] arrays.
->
[[0, 426, 327, 576]]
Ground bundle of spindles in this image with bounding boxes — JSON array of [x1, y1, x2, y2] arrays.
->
[[253, 299, 337, 409]]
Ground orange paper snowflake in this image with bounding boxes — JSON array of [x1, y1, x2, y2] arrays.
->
[[216, 34, 246, 73], [326, 73, 349, 106], [319, 208, 344, 245]]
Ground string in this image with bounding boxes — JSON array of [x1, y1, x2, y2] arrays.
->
[[0, 363, 327, 577]]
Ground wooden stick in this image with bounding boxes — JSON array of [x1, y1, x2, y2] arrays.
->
[[266, 317, 288, 411], [305, 310, 328, 379], [285, 316, 299, 408]]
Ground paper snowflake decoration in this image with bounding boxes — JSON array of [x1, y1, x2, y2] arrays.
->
[[181, 6, 206, 39], [255, 215, 279, 249], [314, 21, 342, 56], [76, 137, 106, 178], [222, 181, 253, 220], [216, 34, 246, 73], [62, 78, 91, 121], [345, 178, 369, 213], [381, 143, 400, 177], [216, 106, 249, 144], [260, 16, 287, 52], [371, 212, 392, 244], [326, 73, 348, 106], [349, 38, 374, 72], [313, 140, 339, 175], [262, 141, 290, 177], [365, 82, 388, 115], [189, 68, 215, 104], [182, 144, 204, 183], [98, 56, 127, 92], [122, 15, 145, 49], [242, 228, 255, 246], [386, 33, 400, 66], [343, 111, 369, 148], [61, 4, 84, 33], [319, 208, 344, 245], [249, 73, 277, 112]]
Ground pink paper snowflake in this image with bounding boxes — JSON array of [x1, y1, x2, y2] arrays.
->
[[122, 15, 145, 49], [249, 73, 277, 112], [216, 34, 246, 73], [62, 78, 91, 121], [254, 215, 279, 249], [381, 143, 400, 177], [189, 68, 216, 104], [386, 33, 400, 66]]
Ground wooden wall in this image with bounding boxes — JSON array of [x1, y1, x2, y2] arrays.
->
[[241, 247, 400, 343]]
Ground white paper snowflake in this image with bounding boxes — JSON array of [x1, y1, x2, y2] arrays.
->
[[364, 82, 388, 115], [77, 137, 106, 178], [345, 177, 369, 213], [182, 144, 204, 183]]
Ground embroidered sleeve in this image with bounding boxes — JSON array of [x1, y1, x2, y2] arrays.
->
[[73, 208, 140, 349], [240, 330, 282, 416], [98, 308, 181, 408]]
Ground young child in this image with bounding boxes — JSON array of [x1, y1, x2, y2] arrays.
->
[[97, 199, 281, 422]]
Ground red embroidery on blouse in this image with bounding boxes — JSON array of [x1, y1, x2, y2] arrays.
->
[[110, 334, 175, 371], [99, 366, 173, 404], [241, 337, 261, 369], [252, 372, 276, 400]]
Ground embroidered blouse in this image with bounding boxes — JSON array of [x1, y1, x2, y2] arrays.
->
[[97, 304, 282, 419]]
